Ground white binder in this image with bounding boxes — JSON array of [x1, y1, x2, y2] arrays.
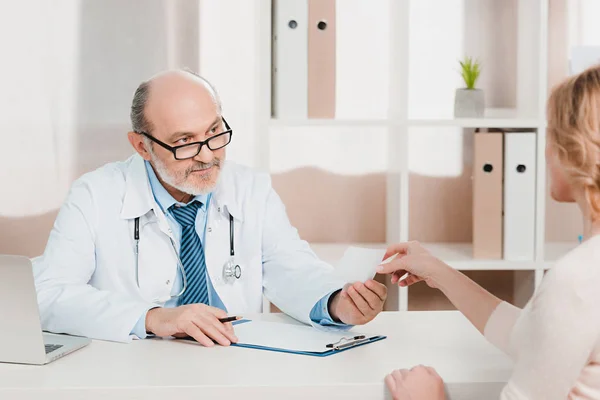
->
[[272, 0, 308, 119], [503, 132, 536, 261]]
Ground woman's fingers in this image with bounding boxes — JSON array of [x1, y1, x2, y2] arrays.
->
[[377, 255, 414, 275], [382, 242, 411, 261], [426, 366, 440, 377], [385, 373, 397, 393], [399, 273, 423, 287], [391, 270, 408, 284]]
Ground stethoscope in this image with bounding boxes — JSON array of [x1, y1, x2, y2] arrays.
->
[[133, 212, 242, 301]]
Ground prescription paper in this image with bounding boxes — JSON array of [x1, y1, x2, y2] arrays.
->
[[333, 246, 386, 283]]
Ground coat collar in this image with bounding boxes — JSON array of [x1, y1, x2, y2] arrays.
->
[[120, 154, 155, 220], [210, 161, 244, 221], [120, 154, 244, 221]]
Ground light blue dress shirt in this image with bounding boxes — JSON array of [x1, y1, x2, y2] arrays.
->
[[131, 161, 347, 338]]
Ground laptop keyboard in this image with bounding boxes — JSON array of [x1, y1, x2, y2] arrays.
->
[[44, 344, 63, 354]]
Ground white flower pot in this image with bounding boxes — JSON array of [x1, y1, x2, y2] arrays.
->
[[454, 88, 484, 118]]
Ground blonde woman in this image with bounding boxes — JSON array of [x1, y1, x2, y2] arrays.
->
[[378, 65, 600, 399]]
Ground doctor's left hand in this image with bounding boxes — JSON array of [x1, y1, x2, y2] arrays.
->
[[329, 280, 387, 325]]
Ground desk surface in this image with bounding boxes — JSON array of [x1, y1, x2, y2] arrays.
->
[[0, 311, 512, 400]]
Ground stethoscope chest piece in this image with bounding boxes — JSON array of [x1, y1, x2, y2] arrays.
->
[[223, 257, 242, 283]]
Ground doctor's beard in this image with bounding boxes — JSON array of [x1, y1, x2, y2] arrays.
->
[[149, 150, 222, 196]]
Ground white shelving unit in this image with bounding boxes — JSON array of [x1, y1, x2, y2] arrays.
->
[[255, 0, 570, 312]]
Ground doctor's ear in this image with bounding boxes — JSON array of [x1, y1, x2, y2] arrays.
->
[[128, 131, 153, 161]]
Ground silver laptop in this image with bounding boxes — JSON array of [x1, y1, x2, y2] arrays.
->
[[0, 255, 91, 365]]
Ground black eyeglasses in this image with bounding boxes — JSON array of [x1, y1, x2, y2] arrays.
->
[[138, 117, 233, 160]]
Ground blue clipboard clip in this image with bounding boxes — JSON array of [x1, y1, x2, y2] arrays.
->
[[326, 335, 369, 350]]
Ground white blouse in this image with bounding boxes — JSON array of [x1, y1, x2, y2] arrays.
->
[[484, 235, 600, 399]]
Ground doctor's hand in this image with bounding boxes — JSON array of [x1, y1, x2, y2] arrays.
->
[[376, 241, 450, 289], [329, 280, 387, 325], [145, 304, 238, 347], [385, 365, 446, 400]]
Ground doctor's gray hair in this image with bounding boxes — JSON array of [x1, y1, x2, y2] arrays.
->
[[131, 80, 152, 134], [130, 69, 223, 138]]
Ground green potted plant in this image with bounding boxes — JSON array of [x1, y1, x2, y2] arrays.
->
[[454, 56, 484, 118]]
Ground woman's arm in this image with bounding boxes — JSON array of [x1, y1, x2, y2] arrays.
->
[[377, 242, 520, 337], [435, 266, 503, 334]]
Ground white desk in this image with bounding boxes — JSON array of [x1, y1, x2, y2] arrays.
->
[[0, 311, 512, 399]]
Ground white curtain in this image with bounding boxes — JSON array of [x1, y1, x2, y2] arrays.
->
[[0, 0, 79, 216], [0, 0, 199, 256]]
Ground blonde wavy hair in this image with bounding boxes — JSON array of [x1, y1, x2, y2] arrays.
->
[[547, 64, 600, 218]]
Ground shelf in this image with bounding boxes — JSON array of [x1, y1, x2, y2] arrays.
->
[[269, 110, 543, 129], [425, 243, 545, 271], [269, 119, 390, 128], [408, 109, 542, 129], [407, 118, 541, 129], [310, 242, 573, 271]]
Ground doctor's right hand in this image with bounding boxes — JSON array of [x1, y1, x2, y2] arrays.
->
[[145, 304, 238, 347]]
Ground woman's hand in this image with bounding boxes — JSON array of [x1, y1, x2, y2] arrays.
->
[[385, 365, 446, 400], [376, 241, 450, 289]]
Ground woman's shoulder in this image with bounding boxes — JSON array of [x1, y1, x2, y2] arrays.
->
[[548, 235, 600, 293], [554, 236, 600, 269]]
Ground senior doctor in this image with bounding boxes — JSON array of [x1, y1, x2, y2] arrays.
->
[[33, 70, 387, 344]]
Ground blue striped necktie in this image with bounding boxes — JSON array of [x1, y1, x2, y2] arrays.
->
[[170, 201, 209, 305]]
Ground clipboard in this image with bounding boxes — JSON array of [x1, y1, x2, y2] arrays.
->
[[229, 320, 386, 357]]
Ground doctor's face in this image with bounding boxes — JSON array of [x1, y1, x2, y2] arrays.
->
[[143, 75, 227, 197], [146, 115, 226, 197]]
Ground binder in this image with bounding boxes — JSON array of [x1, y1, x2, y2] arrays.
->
[[272, 0, 308, 119], [503, 132, 536, 261], [308, 0, 336, 118], [230, 320, 385, 357], [472, 132, 504, 259]]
